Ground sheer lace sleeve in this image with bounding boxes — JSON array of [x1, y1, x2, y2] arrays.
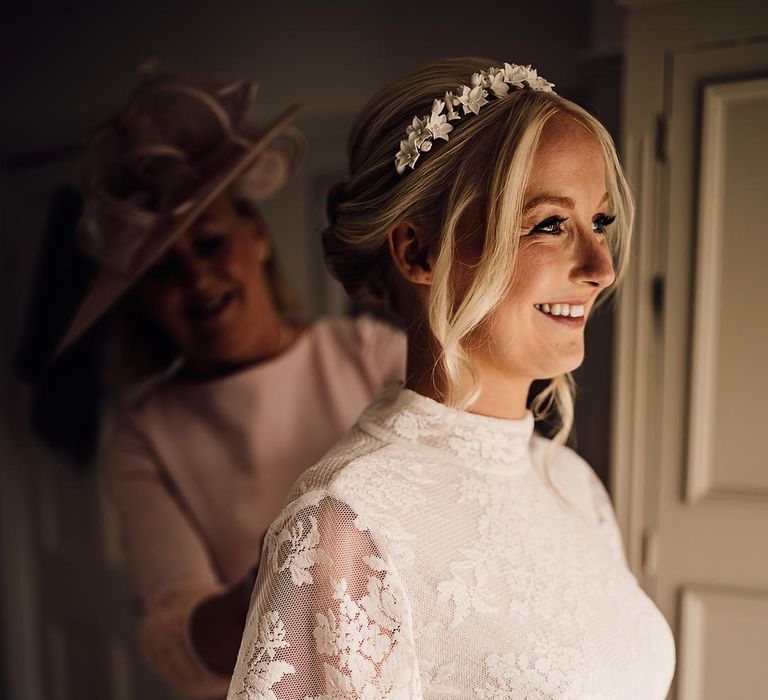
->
[[227, 491, 420, 700]]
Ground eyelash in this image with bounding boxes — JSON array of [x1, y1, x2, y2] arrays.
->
[[530, 214, 617, 236], [531, 216, 569, 235], [593, 214, 616, 233]]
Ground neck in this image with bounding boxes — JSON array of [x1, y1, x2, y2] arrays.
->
[[404, 326, 531, 420], [181, 318, 299, 380]]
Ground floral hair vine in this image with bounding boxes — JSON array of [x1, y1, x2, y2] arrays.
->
[[394, 63, 555, 175]]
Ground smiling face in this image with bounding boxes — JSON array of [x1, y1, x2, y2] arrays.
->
[[131, 194, 281, 374], [470, 113, 616, 384]]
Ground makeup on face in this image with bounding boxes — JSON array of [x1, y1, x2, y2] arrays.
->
[[471, 114, 617, 386]]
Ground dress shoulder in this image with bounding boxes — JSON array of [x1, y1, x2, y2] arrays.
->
[[530, 434, 628, 566]]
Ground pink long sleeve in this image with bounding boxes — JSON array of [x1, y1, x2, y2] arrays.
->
[[104, 415, 230, 697]]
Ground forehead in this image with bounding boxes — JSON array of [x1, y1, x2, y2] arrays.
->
[[525, 114, 605, 195], [160, 196, 238, 254], [193, 194, 237, 226]]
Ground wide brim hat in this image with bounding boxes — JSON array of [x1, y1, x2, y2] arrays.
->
[[54, 65, 303, 358]]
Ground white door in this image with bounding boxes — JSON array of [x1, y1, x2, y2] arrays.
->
[[615, 2, 768, 698], [660, 43, 768, 700]]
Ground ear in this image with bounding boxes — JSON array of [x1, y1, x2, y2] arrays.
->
[[248, 218, 272, 262], [256, 234, 272, 263], [387, 221, 434, 286]]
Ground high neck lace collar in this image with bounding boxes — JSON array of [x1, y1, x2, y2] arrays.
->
[[359, 386, 535, 472]]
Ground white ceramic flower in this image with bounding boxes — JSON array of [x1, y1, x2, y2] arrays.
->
[[522, 64, 539, 82], [444, 91, 462, 121], [395, 134, 421, 174], [427, 111, 453, 142], [519, 65, 555, 91], [502, 62, 528, 87], [405, 115, 431, 149], [470, 71, 492, 90], [457, 84, 488, 115], [528, 73, 555, 92], [489, 71, 510, 97]]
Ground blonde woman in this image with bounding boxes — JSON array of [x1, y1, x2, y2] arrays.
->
[[227, 58, 676, 699]]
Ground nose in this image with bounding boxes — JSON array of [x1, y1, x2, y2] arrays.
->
[[569, 228, 616, 290], [179, 252, 215, 292]]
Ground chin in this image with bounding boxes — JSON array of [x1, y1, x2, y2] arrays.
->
[[562, 354, 585, 375], [185, 333, 234, 362], [535, 352, 585, 379]]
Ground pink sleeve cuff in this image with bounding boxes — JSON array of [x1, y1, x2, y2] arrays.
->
[[139, 585, 230, 699]]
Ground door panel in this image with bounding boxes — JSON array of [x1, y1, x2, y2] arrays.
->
[[678, 587, 768, 700], [687, 78, 768, 504]]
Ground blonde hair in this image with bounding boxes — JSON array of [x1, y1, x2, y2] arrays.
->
[[324, 57, 633, 447]]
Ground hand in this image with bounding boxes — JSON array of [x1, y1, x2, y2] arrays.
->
[[190, 566, 258, 676]]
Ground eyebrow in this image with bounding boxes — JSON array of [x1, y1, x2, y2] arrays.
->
[[522, 191, 609, 214]]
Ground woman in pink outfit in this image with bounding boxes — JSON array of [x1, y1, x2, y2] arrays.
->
[[53, 66, 405, 698]]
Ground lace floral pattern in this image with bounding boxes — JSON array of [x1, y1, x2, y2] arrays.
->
[[360, 387, 532, 472], [237, 612, 295, 698], [437, 469, 534, 626], [312, 557, 411, 698], [481, 640, 593, 699], [267, 514, 331, 586], [228, 389, 676, 700]]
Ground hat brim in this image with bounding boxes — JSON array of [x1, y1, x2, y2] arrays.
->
[[54, 103, 301, 360], [239, 125, 305, 201]]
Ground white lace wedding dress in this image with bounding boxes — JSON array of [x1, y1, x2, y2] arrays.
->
[[227, 387, 675, 699]]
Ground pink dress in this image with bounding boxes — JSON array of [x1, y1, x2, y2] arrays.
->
[[103, 316, 406, 698]]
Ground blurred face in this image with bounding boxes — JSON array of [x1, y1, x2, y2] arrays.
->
[[132, 195, 280, 372], [472, 114, 616, 383]]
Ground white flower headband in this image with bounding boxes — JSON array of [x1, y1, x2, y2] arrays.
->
[[394, 63, 555, 175]]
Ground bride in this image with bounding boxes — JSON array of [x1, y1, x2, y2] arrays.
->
[[227, 57, 676, 699]]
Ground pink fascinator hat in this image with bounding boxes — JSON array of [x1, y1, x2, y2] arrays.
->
[[55, 63, 303, 357]]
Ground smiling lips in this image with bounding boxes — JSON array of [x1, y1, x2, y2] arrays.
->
[[188, 290, 236, 322], [534, 302, 587, 326], [535, 302, 584, 318]]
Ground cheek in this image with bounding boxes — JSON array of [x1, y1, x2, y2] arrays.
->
[[139, 284, 185, 333], [507, 243, 559, 302], [224, 241, 263, 288]]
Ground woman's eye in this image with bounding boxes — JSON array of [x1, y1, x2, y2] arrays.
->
[[194, 235, 228, 256], [146, 255, 180, 280], [592, 214, 616, 234], [531, 216, 569, 235]]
